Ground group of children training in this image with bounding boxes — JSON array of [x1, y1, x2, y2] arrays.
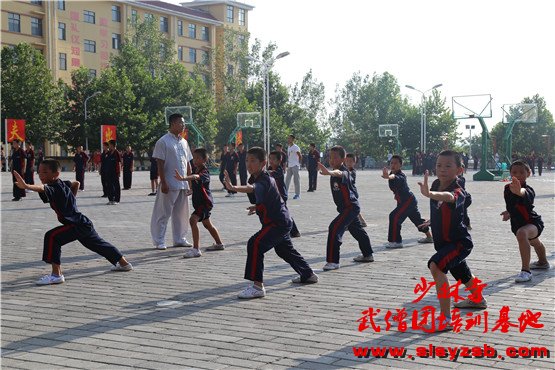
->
[[13, 143, 549, 332]]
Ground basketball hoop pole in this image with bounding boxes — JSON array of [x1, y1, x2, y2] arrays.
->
[[405, 83, 442, 153]]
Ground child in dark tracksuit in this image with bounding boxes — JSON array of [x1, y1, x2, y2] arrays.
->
[[382, 155, 433, 248], [269, 151, 301, 238], [318, 146, 374, 271], [13, 159, 132, 285], [223, 147, 317, 299]]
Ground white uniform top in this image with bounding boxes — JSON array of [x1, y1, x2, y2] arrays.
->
[[287, 144, 301, 168], [153, 132, 193, 190]]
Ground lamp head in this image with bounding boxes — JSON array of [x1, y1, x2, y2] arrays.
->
[[405, 85, 415, 90], [276, 51, 290, 59], [432, 84, 443, 89]]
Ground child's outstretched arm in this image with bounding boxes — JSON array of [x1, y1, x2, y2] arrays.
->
[[318, 162, 342, 177], [381, 167, 395, 180], [500, 210, 510, 221], [174, 169, 199, 182], [224, 170, 253, 193], [70, 181, 80, 196], [418, 170, 455, 203], [508, 177, 526, 197], [13, 171, 45, 193]]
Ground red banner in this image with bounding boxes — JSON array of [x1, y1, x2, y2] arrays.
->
[[179, 128, 189, 140], [6, 119, 26, 142], [236, 129, 243, 145], [101, 125, 117, 143]]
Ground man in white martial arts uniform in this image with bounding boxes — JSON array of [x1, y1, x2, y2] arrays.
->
[[150, 113, 193, 250]]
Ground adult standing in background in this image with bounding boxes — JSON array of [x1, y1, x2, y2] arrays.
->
[[275, 143, 287, 171], [10, 139, 26, 201], [122, 146, 134, 190], [105, 140, 122, 205], [285, 135, 302, 200], [99, 142, 109, 197], [237, 143, 248, 185], [307, 143, 320, 192], [150, 113, 193, 250], [73, 145, 89, 191], [24, 142, 35, 186]]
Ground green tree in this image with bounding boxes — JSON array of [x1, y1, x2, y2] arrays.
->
[[1, 44, 65, 148]]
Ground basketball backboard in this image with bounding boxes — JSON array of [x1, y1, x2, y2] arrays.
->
[[379, 124, 399, 137], [164, 106, 192, 126], [501, 103, 538, 124], [237, 112, 261, 128], [452, 94, 492, 120]]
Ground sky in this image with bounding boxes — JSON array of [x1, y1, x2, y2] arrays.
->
[[174, 0, 554, 132]]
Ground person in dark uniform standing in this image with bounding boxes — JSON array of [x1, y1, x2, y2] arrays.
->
[[223, 147, 317, 299], [225, 143, 239, 197], [307, 143, 320, 192], [275, 143, 287, 171], [73, 145, 89, 191], [105, 140, 122, 205], [148, 148, 158, 196], [25, 142, 36, 186], [318, 146, 374, 270], [219, 144, 229, 190], [269, 151, 301, 237], [237, 143, 248, 185], [122, 146, 134, 190], [99, 142, 109, 197], [10, 139, 26, 201]]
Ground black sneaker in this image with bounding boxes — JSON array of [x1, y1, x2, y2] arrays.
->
[[291, 231, 301, 238], [11, 197, 21, 201]]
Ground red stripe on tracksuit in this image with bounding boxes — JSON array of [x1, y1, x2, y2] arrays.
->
[[437, 241, 463, 271], [250, 225, 273, 280], [515, 204, 530, 224], [327, 184, 352, 262], [47, 225, 74, 262], [391, 197, 413, 242]]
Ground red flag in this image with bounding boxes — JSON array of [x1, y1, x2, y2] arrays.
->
[[179, 128, 189, 140], [6, 119, 26, 142], [101, 125, 117, 143], [236, 129, 243, 145]]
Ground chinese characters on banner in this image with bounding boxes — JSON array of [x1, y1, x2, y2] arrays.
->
[[70, 11, 80, 67], [101, 125, 117, 143], [356, 277, 544, 334], [5, 119, 26, 142], [236, 129, 243, 145]]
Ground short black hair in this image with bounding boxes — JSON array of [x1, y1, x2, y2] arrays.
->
[[193, 148, 208, 160], [330, 145, 346, 159], [108, 140, 116, 146], [309, 143, 315, 147], [12, 139, 21, 144], [103, 142, 109, 147], [288, 134, 296, 140], [510, 160, 531, 173], [269, 150, 282, 162], [275, 143, 283, 148], [438, 150, 462, 167], [346, 153, 356, 159], [40, 158, 61, 172], [247, 146, 266, 162], [391, 155, 403, 164], [169, 113, 184, 127]]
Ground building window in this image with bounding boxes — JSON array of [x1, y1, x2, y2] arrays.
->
[[226, 5, 234, 23], [188, 23, 196, 39], [30, 0, 42, 5], [201, 50, 209, 65], [160, 16, 168, 32], [58, 22, 66, 40], [178, 46, 183, 61], [89, 69, 97, 79], [131, 9, 138, 24], [84, 39, 96, 53], [112, 33, 121, 50], [57, 0, 65, 10], [201, 26, 209, 41], [112, 6, 121, 22], [237, 34, 246, 47], [227, 64, 233, 76], [83, 10, 95, 24], [8, 13, 21, 33], [177, 21, 183, 36], [31, 17, 43, 36], [59, 53, 67, 70], [238, 9, 245, 26], [189, 48, 196, 63], [144, 13, 153, 21]]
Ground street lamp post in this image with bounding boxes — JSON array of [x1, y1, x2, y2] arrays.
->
[[405, 83, 442, 153], [466, 124, 475, 159], [249, 52, 290, 156], [84, 91, 101, 152]]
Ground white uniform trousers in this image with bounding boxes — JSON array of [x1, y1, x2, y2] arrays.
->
[[150, 189, 190, 247]]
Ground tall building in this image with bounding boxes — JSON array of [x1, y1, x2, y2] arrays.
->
[[1, 0, 253, 153]]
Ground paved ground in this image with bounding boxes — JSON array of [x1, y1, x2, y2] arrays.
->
[[1, 168, 554, 370]]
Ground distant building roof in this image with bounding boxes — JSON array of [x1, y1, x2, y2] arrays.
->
[[181, 0, 255, 11], [133, 0, 221, 23]]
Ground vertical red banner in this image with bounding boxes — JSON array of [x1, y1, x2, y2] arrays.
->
[[6, 119, 26, 142], [236, 129, 243, 145], [101, 125, 117, 143], [179, 128, 189, 140]]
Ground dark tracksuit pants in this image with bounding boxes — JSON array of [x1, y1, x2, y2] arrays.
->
[[463, 194, 472, 227], [388, 196, 429, 243], [43, 223, 123, 266], [327, 207, 373, 263], [308, 166, 318, 190], [123, 168, 132, 189], [239, 168, 247, 186], [227, 170, 237, 194], [428, 239, 473, 284], [76, 167, 85, 190], [12, 171, 26, 199], [25, 167, 35, 185], [106, 172, 121, 202], [245, 224, 313, 282], [101, 171, 108, 196]]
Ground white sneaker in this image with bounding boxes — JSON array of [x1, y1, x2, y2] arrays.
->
[[515, 270, 532, 283], [238, 285, 266, 299], [111, 262, 133, 272], [530, 261, 550, 270], [183, 248, 202, 258], [36, 274, 65, 285], [292, 273, 319, 284], [353, 254, 374, 262], [417, 236, 433, 244], [155, 244, 167, 250], [225, 193, 233, 197], [385, 242, 404, 249], [174, 241, 193, 247], [323, 262, 340, 271], [206, 243, 225, 251]]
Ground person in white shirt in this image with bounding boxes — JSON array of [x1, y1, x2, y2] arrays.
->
[[285, 134, 302, 199], [150, 114, 193, 250]]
